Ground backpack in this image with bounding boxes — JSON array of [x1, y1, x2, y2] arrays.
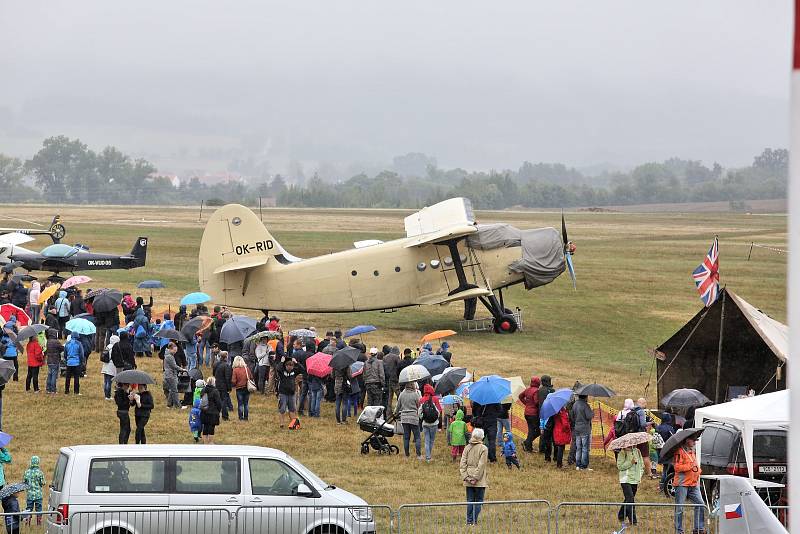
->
[[100, 348, 110, 364], [421, 398, 438, 424], [616, 410, 642, 437]]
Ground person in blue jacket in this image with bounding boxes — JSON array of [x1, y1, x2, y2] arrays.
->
[[64, 335, 85, 395]]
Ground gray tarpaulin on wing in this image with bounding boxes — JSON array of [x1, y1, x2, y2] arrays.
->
[[465, 224, 522, 250]]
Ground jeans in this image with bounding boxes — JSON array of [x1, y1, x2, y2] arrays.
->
[[574, 433, 591, 469], [135, 415, 149, 444], [568, 432, 577, 465], [236, 388, 250, 420], [348, 393, 360, 416], [553, 444, 565, 467], [423, 425, 437, 460], [465, 486, 485, 524], [496, 418, 511, 440], [309, 388, 323, 417], [102, 374, 113, 399], [221, 391, 233, 419], [523, 415, 540, 451], [402, 423, 421, 457], [29, 305, 40, 324], [618, 483, 638, 524], [46, 364, 58, 393], [257, 366, 268, 393], [335, 393, 348, 423], [186, 351, 197, 371], [25, 366, 40, 392], [117, 411, 131, 444], [484, 421, 498, 461], [674, 485, 705, 533], [203, 342, 212, 366], [65, 366, 80, 394]]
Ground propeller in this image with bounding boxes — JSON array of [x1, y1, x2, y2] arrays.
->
[[561, 211, 577, 290]]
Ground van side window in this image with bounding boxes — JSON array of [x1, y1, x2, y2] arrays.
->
[[174, 458, 240, 494], [89, 459, 166, 493], [52, 453, 69, 492], [249, 459, 306, 496]]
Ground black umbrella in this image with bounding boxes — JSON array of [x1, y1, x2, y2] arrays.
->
[[85, 288, 110, 299], [0, 360, 15, 385], [1, 262, 22, 274], [92, 290, 123, 314], [137, 280, 165, 289], [435, 367, 467, 395], [181, 316, 212, 339], [575, 383, 616, 397], [416, 353, 449, 376], [14, 324, 48, 342], [661, 388, 712, 409], [113, 369, 155, 385], [659, 427, 705, 463], [330, 346, 360, 371], [10, 274, 35, 283], [154, 328, 187, 342]]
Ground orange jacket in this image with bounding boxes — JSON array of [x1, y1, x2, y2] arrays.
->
[[673, 446, 701, 487]]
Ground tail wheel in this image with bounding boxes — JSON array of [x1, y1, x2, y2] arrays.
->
[[389, 445, 400, 455], [493, 314, 518, 334], [360, 443, 369, 455]]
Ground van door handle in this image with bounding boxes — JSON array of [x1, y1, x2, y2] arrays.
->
[[250, 498, 262, 503], [226, 497, 239, 503]]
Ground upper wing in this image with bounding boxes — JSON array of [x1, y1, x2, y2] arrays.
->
[[403, 225, 477, 248]]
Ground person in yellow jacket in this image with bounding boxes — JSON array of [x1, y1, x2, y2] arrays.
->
[[673, 437, 705, 534]]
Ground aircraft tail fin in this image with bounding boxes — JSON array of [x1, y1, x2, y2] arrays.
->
[[130, 237, 148, 266]]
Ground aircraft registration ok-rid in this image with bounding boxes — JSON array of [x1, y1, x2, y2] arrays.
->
[[199, 198, 576, 333]]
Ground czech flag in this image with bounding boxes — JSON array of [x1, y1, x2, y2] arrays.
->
[[724, 503, 743, 520]]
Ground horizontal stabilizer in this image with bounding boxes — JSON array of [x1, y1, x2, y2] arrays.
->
[[213, 256, 269, 274]]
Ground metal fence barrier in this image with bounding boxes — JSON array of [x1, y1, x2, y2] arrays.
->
[[396, 499, 551, 533], [555, 502, 711, 533], [68, 508, 233, 534], [768, 505, 789, 528], [0, 510, 63, 533], [235, 505, 393, 534]]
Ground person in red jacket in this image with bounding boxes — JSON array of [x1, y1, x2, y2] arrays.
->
[[519, 376, 541, 452], [25, 337, 45, 392], [552, 407, 572, 469]]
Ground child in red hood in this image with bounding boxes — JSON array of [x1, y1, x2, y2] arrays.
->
[[552, 407, 572, 469], [519, 376, 541, 452]]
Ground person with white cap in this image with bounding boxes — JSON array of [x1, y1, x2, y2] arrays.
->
[[364, 347, 385, 407]]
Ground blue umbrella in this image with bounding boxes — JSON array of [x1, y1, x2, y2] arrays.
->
[[468, 375, 511, 405], [137, 280, 165, 289], [344, 325, 376, 338], [415, 353, 449, 376], [65, 318, 96, 335], [441, 394, 463, 406], [0, 431, 12, 448], [180, 292, 211, 306], [539, 388, 574, 421], [456, 382, 473, 397], [350, 361, 365, 377]]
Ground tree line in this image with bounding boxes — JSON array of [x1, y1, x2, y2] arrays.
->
[[0, 135, 788, 210]]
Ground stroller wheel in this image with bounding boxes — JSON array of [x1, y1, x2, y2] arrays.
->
[[360, 443, 369, 455], [389, 445, 400, 455]]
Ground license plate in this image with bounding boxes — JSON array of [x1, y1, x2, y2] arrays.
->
[[758, 465, 787, 474]]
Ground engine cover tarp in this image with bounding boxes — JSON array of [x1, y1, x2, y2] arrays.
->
[[466, 224, 522, 250], [509, 228, 565, 289]]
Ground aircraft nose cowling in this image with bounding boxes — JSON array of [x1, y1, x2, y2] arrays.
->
[[508, 227, 566, 290]]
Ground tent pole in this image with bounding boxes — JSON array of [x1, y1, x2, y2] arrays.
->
[[714, 290, 727, 403], [598, 400, 606, 457]]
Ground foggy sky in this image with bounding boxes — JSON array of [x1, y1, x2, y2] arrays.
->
[[0, 1, 793, 176]]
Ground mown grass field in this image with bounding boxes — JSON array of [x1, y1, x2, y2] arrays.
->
[[0, 204, 787, 509]]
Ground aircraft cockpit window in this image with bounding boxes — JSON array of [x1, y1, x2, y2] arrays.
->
[[41, 244, 80, 259]]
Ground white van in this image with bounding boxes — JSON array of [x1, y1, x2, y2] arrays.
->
[[46, 444, 376, 534]]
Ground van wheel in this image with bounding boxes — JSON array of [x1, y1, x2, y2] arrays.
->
[[311, 525, 346, 534], [97, 528, 133, 534]]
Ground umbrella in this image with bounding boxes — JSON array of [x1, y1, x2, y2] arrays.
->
[[468, 375, 512, 405], [421, 329, 457, 343], [180, 292, 211, 306], [85, 288, 110, 299], [0, 431, 12, 448], [154, 328, 187, 342], [399, 364, 431, 384], [38, 283, 60, 305], [14, 323, 48, 342], [0, 483, 28, 500], [441, 394, 464, 406], [344, 325, 376, 338], [74, 313, 96, 324], [608, 431, 652, 451], [251, 330, 282, 341], [220, 315, 257, 344], [434, 367, 467, 395], [61, 275, 91, 290], [539, 388, 575, 421], [661, 388, 712, 409], [659, 427, 705, 462], [288, 329, 316, 338], [456, 381, 473, 398], [0, 304, 30, 326], [181, 316, 213, 339], [137, 280, 165, 289], [65, 318, 96, 335], [113, 369, 155, 385], [501, 376, 526, 404], [92, 289, 123, 314], [415, 353, 449, 376], [305, 352, 333, 378], [0, 262, 22, 274], [350, 361, 365, 377], [0, 361, 16, 385], [330, 346, 361, 371], [10, 274, 35, 283], [575, 383, 617, 398]]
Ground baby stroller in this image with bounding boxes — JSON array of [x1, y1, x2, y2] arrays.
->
[[358, 406, 399, 455]]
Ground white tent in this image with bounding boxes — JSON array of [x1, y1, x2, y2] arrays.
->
[[696, 390, 789, 480]]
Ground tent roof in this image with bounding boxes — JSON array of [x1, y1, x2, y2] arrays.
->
[[695, 389, 789, 426], [727, 290, 788, 362]]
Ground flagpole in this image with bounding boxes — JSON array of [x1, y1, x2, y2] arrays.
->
[[714, 288, 727, 404]]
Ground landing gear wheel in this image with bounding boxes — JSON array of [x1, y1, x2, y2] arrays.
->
[[360, 443, 369, 455], [493, 314, 518, 334], [389, 445, 399, 455]]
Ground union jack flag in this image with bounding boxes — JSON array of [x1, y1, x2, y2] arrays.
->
[[692, 237, 720, 307]]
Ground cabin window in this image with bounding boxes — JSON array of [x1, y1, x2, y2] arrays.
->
[[395, 266, 401, 272], [373, 270, 379, 276], [351, 270, 357, 276]]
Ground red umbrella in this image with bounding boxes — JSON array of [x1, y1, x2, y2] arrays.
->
[[305, 352, 333, 378], [0, 304, 30, 327]]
